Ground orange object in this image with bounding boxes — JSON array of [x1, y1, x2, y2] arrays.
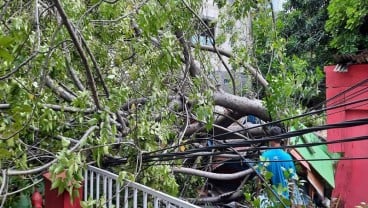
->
[[43, 172, 83, 208], [31, 188, 43, 208]]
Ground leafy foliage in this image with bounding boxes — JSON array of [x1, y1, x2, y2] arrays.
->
[[250, 0, 324, 124], [279, 0, 333, 71], [326, 0, 368, 53], [0, 0, 332, 206]]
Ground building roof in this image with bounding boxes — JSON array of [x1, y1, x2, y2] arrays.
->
[[289, 125, 341, 188]]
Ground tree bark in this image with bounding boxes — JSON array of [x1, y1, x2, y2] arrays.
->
[[213, 91, 270, 121]]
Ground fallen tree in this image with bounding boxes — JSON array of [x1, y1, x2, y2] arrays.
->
[[0, 0, 323, 206]]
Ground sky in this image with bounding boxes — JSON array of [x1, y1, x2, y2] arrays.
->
[[272, 0, 286, 12]]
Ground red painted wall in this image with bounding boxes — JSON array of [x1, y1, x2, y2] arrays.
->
[[43, 172, 83, 208], [325, 64, 368, 207]]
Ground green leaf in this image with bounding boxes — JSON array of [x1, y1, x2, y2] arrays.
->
[[61, 137, 71, 148], [51, 178, 61, 190], [58, 183, 65, 195], [0, 49, 13, 61], [0, 36, 14, 46]]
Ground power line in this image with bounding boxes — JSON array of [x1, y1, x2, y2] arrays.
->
[[141, 133, 368, 163], [142, 156, 368, 167], [311, 77, 368, 110], [143, 87, 368, 157], [143, 116, 368, 158], [211, 96, 368, 140]]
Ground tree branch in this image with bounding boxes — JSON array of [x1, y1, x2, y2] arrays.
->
[[45, 75, 76, 102], [63, 44, 86, 91], [193, 44, 269, 88], [172, 167, 253, 180], [181, 0, 236, 94], [7, 125, 98, 176], [53, 0, 101, 109], [214, 90, 270, 121], [76, 26, 110, 97]]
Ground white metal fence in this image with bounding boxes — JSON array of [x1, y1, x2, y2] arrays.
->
[[84, 165, 200, 208]]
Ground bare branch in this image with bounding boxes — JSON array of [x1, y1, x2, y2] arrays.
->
[[45, 75, 76, 102], [192, 44, 269, 88], [172, 167, 253, 180]]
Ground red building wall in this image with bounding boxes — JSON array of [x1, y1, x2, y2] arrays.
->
[[325, 64, 368, 207]]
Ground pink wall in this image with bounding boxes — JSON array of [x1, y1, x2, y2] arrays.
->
[[325, 64, 368, 207]]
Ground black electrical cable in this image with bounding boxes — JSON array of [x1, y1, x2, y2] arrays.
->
[[310, 77, 368, 111], [209, 97, 368, 141], [142, 156, 368, 167], [142, 133, 368, 163], [143, 116, 368, 159], [143, 93, 368, 157]]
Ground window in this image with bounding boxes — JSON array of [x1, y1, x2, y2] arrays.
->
[[192, 19, 216, 46]]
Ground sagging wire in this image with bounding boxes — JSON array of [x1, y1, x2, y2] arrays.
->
[[145, 93, 368, 157], [311, 77, 368, 111], [143, 116, 368, 160], [141, 156, 368, 167], [143, 133, 368, 162]]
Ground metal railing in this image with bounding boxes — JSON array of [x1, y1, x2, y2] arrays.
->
[[84, 165, 200, 208]]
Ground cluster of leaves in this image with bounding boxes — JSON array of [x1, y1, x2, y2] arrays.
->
[[250, 0, 324, 125], [279, 0, 333, 74], [0, 0, 215, 204], [2, 0, 359, 205], [325, 0, 368, 53], [140, 165, 179, 196], [48, 138, 85, 200]]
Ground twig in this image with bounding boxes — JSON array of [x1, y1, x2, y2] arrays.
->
[[35, 0, 41, 50], [0, 53, 38, 81], [0, 179, 43, 197]]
